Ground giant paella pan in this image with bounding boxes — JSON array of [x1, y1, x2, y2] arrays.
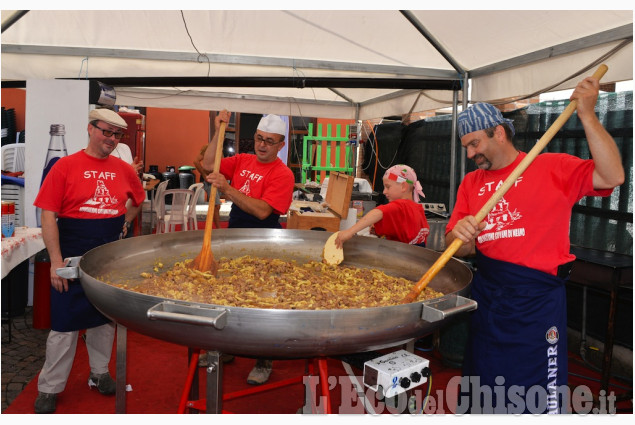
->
[[61, 229, 475, 359]]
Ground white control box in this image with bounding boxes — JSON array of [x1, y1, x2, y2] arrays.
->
[[363, 350, 430, 399]]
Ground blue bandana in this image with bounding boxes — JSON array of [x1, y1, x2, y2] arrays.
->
[[457, 103, 515, 138]]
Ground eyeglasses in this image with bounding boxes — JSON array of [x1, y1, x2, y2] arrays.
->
[[92, 123, 125, 140], [255, 134, 282, 146]]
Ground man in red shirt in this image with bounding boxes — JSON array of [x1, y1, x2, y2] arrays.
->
[[445, 75, 624, 413], [202, 110, 294, 385], [33, 108, 145, 413]]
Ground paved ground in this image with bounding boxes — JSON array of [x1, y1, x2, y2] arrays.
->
[[0, 199, 180, 413], [1, 307, 49, 412]]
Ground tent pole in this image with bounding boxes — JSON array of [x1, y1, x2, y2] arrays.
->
[[400, 10, 464, 75], [461, 72, 469, 182], [353, 104, 360, 177], [1, 10, 29, 34], [449, 72, 469, 213], [449, 90, 459, 213]]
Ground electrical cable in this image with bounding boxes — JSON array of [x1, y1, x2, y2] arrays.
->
[[291, 65, 319, 104], [78, 57, 89, 79], [420, 374, 432, 414], [365, 119, 400, 191], [287, 97, 314, 181], [115, 88, 220, 103], [408, 90, 424, 115], [286, 96, 325, 183], [180, 10, 211, 77], [361, 122, 379, 189], [414, 346, 434, 352], [366, 120, 379, 190]]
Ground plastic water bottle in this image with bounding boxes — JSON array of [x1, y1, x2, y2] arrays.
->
[[36, 124, 68, 227], [1, 201, 15, 238]]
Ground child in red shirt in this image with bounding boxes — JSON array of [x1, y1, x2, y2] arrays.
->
[[335, 164, 429, 248]]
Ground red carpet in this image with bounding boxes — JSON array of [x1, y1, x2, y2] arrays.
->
[[4, 328, 632, 414], [4, 330, 459, 414]]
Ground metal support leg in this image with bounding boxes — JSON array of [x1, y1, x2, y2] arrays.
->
[[189, 348, 200, 412], [600, 271, 619, 399], [404, 338, 415, 353], [301, 359, 314, 414], [580, 286, 588, 361], [115, 323, 127, 414], [205, 350, 223, 414]]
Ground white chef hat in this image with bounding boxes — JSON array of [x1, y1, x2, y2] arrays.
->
[[257, 114, 286, 136]]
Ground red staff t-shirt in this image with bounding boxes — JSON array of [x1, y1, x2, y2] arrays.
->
[[446, 152, 613, 275], [34, 150, 146, 219], [220, 153, 295, 215], [374, 199, 430, 245]]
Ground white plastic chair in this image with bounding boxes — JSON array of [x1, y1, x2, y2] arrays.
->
[[1, 143, 25, 172], [156, 188, 193, 233], [188, 182, 206, 203], [187, 183, 205, 230], [150, 180, 169, 232]]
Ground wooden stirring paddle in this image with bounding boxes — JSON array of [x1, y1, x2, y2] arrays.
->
[[401, 64, 608, 304], [189, 122, 226, 275]]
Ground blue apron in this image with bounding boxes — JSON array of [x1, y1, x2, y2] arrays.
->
[[228, 204, 281, 229], [460, 251, 569, 414], [50, 216, 124, 332]]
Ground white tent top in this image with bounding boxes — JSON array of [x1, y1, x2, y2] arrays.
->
[[2, 8, 633, 120]]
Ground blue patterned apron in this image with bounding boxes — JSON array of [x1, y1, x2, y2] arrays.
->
[[50, 216, 124, 332], [460, 251, 569, 414]]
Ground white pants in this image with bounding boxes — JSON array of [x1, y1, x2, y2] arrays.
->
[[37, 322, 115, 394]]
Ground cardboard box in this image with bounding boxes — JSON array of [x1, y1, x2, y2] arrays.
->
[[351, 200, 364, 218], [287, 172, 354, 232]]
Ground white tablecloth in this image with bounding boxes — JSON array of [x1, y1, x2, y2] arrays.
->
[[1, 227, 46, 279]]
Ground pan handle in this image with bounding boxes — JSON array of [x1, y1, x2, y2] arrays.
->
[[421, 294, 477, 322], [147, 301, 228, 330], [55, 256, 82, 279]]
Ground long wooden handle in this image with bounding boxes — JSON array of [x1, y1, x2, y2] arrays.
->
[[402, 64, 609, 304], [201, 122, 226, 248]]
